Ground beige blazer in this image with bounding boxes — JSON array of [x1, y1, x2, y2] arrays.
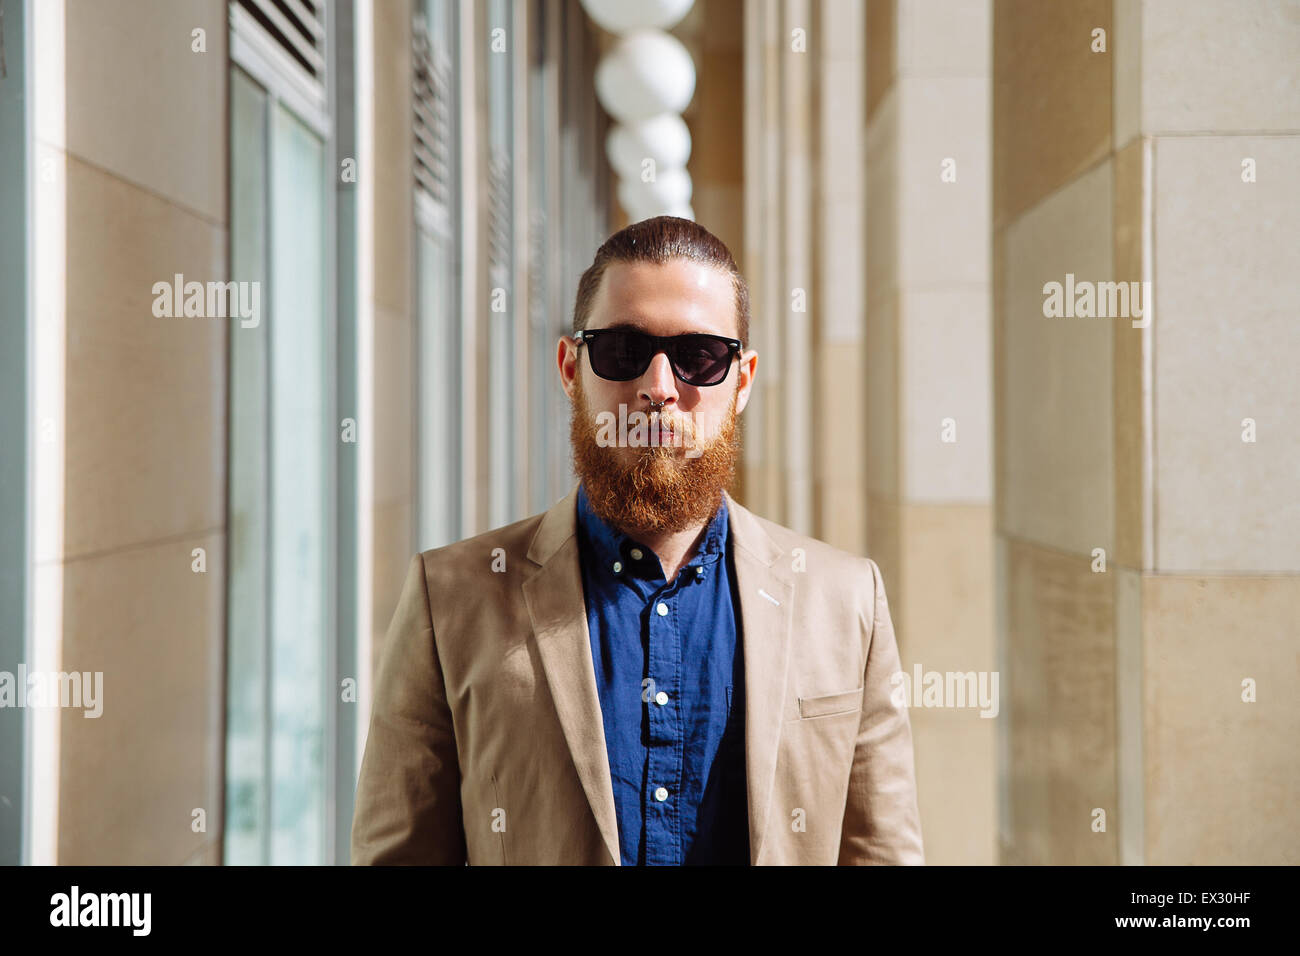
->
[[351, 485, 924, 865]]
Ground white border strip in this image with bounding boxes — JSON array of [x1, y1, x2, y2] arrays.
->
[[26, 0, 66, 866]]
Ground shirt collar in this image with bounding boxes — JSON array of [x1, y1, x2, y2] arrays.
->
[[575, 482, 729, 581]]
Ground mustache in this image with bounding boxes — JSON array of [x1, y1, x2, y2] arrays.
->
[[586, 404, 700, 441], [645, 408, 693, 435]]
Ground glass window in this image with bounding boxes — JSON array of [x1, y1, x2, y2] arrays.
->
[[415, 0, 463, 550], [268, 99, 327, 865], [225, 65, 270, 866], [417, 222, 461, 549], [226, 28, 331, 864]]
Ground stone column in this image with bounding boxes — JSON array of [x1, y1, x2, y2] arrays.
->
[[994, 0, 1300, 864], [865, 0, 997, 864], [28, 0, 229, 864]]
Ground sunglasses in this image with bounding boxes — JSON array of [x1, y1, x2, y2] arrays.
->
[[574, 328, 743, 387]]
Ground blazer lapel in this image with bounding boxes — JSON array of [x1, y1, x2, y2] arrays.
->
[[521, 486, 622, 866], [723, 491, 795, 866]]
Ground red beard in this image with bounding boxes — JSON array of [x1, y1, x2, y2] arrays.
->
[[570, 375, 740, 538]]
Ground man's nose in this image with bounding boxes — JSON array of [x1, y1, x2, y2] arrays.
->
[[638, 351, 679, 406]]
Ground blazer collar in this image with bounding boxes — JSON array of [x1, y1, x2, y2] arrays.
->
[[521, 484, 794, 866]]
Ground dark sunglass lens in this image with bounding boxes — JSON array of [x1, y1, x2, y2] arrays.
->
[[588, 330, 651, 380], [673, 336, 733, 384]]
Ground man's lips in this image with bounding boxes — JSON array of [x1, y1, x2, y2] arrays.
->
[[650, 419, 691, 442], [618, 423, 691, 446]]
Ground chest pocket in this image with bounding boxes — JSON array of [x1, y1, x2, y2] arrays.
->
[[797, 686, 863, 719]]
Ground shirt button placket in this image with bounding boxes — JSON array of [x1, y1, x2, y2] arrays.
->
[[645, 589, 681, 866]]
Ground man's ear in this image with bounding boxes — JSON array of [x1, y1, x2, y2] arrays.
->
[[734, 349, 758, 415], [557, 334, 579, 400]]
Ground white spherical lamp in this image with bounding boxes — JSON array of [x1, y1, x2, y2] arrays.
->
[[606, 114, 692, 180], [579, 0, 695, 33], [595, 29, 696, 124]]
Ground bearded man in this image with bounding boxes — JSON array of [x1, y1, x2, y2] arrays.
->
[[351, 216, 924, 866]]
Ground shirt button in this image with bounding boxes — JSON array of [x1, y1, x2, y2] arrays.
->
[[655, 691, 669, 706], [656, 602, 669, 616], [630, 547, 644, 560], [696, 566, 705, 578], [654, 787, 669, 802], [612, 561, 622, 573]]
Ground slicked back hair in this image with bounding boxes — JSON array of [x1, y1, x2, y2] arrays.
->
[[571, 216, 751, 349]]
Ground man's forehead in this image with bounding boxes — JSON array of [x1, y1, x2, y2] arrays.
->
[[591, 259, 737, 337]]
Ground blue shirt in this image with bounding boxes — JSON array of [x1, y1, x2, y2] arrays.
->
[[574, 483, 750, 865]]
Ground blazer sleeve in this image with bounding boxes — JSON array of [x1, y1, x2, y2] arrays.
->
[[351, 553, 468, 865], [837, 558, 925, 865]]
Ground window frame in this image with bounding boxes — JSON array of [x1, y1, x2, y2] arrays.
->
[[225, 0, 342, 866]]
